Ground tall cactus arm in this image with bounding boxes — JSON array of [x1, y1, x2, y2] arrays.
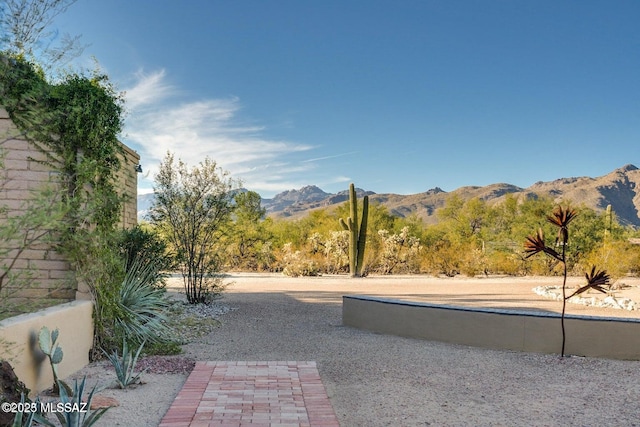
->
[[349, 183, 358, 239], [355, 195, 369, 276]]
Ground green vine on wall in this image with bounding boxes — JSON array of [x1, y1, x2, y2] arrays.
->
[[0, 53, 125, 233]]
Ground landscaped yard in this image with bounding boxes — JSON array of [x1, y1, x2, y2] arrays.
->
[[62, 273, 640, 426]]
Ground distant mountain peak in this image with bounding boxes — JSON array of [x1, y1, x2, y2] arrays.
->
[[139, 165, 640, 227], [617, 164, 638, 172], [425, 187, 445, 195]]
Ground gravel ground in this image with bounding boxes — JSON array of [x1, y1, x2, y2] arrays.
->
[[62, 274, 640, 426]]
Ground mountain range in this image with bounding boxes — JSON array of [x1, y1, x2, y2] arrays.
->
[[138, 164, 640, 227]]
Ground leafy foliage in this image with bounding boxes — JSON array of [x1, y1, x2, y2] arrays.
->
[[252, 193, 639, 278], [225, 191, 272, 270], [66, 230, 172, 355], [150, 152, 235, 304], [0, 54, 128, 334], [117, 225, 174, 276], [0, 55, 126, 234], [0, 0, 85, 73]]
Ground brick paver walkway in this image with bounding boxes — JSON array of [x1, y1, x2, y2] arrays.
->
[[159, 361, 340, 427]]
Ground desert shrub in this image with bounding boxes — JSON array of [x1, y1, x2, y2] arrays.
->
[[323, 230, 350, 273], [485, 249, 525, 276], [308, 231, 350, 274], [117, 225, 174, 274], [116, 256, 171, 347], [104, 339, 145, 389], [580, 240, 640, 281], [421, 239, 461, 277], [281, 243, 321, 277], [459, 246, 487, 277], [255, 241, 276, 272], [68, 231, 172, 355], [376, 227, 421, 274], [150, 153, 235, 304]]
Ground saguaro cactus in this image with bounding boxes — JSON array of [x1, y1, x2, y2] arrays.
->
[[339, 183, 369, 277]]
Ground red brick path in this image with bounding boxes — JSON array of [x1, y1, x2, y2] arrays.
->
[[159, 361, 340, 427]]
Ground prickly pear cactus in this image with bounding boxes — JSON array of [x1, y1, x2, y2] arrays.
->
[[339, 183, 369, 277], [38, 327, 64, 394]]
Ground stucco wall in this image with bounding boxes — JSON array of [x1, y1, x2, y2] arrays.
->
[[343, 295, 640, 360], [0, 300, 93, 394]]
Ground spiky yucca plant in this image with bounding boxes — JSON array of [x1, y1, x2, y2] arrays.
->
[[116, 256, 171, 346], [525, 206, 611, 357]]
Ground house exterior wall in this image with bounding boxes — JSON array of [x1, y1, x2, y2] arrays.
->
[[118, 142, 140, 230], [0, 107, 139, 312]]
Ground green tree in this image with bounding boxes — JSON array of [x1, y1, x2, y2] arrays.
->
[[226, 191, 272, 270], [150, 152, 236, 304], [0, 0, 85, 72]]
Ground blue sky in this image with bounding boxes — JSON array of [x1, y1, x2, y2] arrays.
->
[[54, 0, 639, 198]]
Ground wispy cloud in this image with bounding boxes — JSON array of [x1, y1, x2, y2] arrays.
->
[[122, 69, 313, 195], [301, 151, 358, 163], [124, 69, 176, 110]]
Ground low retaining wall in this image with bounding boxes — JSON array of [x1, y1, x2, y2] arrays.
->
[[343, 295, 640, 360], [0, 300, 93, 394]]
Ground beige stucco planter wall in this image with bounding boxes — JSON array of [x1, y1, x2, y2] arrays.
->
[[343, 295, 640, 360], [0, 300, 93, 394]]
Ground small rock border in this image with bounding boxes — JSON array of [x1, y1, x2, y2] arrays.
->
[[533, 286, 637, 311]]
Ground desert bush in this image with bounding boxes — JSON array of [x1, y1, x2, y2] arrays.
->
[[459, 246, 487, 277], [376, 227, 421, 274], [322, 230, 350, 273], [580, 239, 640, 281], [281, 243, 321, 277], [117, 225, 174, 274], [116, 256, 171, 346], [68, 231, 172, 355], [308, 231, 350, 274], [420, 239, 460, 277], [150, 153, 235, 304], [485, 249, 525, 276], [255, 241, 276, 272]]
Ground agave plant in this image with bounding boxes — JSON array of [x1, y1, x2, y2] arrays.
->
[[11, 394, 49, 427], [51, 377, 110, 427], [525, 205, 611, 357], [103, 338, 146, 389]]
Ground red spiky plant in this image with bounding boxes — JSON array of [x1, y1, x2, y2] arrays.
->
[[524, 206, 611, 357]]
